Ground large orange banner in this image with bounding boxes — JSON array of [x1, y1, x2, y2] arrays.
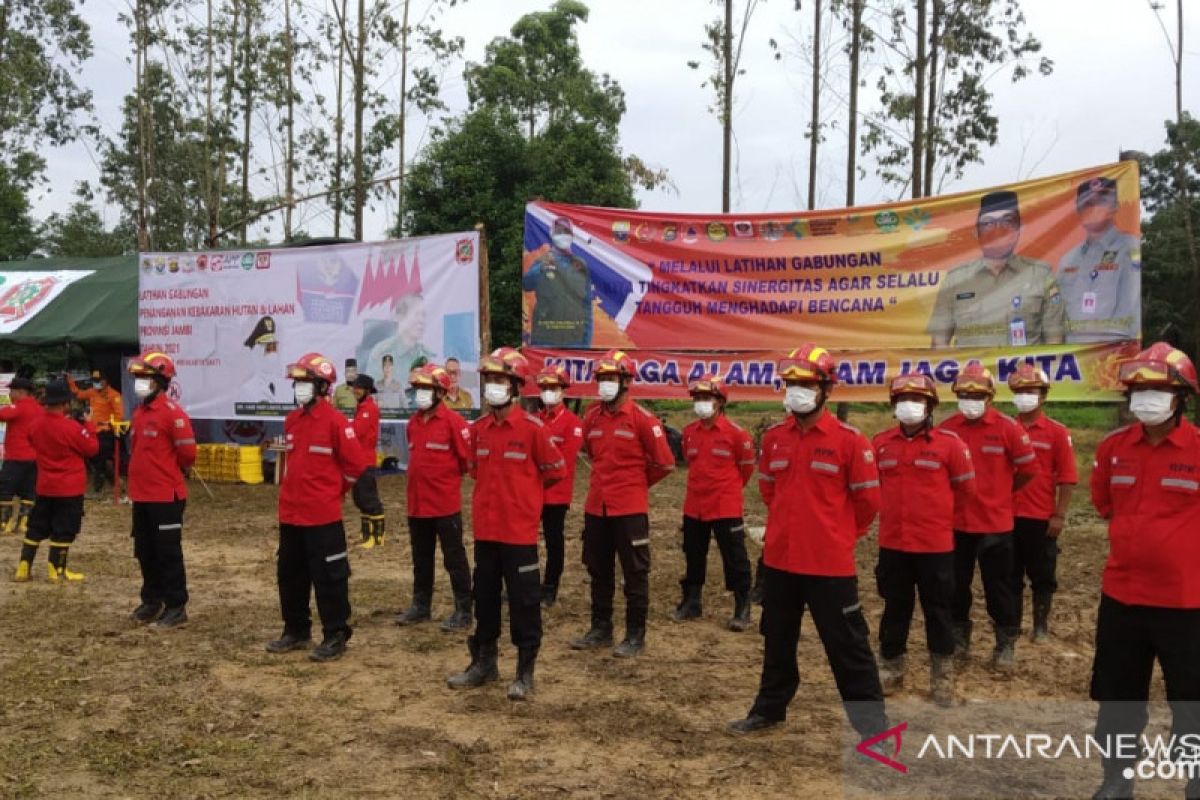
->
[[522, 163, 1141, 352]]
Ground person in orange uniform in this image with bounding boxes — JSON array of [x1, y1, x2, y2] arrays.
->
[[395, 363, 474, 631], [67, 370, 124, 496], [872, 373, 976, 707], [534, 364, 584, 608], [447, 349, 565, 699], [570, 349, 675, 658], [349, 373, 386, 549], [14, 380, 98, 581], [1088, 342, 1200, 799], [671, 374, 756, 632], [728, 344, 886, 740], [0, 377, 41, 534], [938, 362, 1037, 671], [1007, 364, 1077, 643], [126, 353, 197, 629], [266, 353, 368, 663]]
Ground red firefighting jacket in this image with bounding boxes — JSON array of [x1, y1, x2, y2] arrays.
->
[[128, 394, 197, 503], [1012, 412, 1078, 521], [471, 408, 566, 545], [1091, 418, 1200, 608], [682, 414, 755, 521], [405, 401, 471, 518], [0, 395, 42, 461], [582, 398, 676, 517], [30, 410, 99, 497], [352, 395, 380, 453], [279, 399, 367, 526], [540, 403, 583, 506], [872, 425, 977, 553], [758, 411, 881, 576], [938, 407, 1038, 534]]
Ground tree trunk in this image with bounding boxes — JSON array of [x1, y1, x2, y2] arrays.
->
[[203, 0, 216, 246], [845, 0, 861, 207], [807, 0, 821, 210], [923, 0, 942, 195], [212, 0, 243, 247], [239, 1, 254, 245], [721, 0, 733, 212], [396, 0, 411, 237], [353, 0, 366, 241], [283, 0, 295, 241], [912, 0, 926, 199], [135, 0, 150, 250], [333, 0, 347, 238]]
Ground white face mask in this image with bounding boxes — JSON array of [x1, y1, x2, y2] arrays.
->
[[293, 382, 316, 406], [540, 389, 563, 407], [693, 399, 716, 419], [552, 233, 573, 251], [958, 398, 987, 420], [784, 385, 820, 415], [134, 378, 155, 399], [414, 388, 434, 410], [484, 382, 511, 407], [1012, 393, 1041, 414], [894, 400, 928, 426], [598, 380, 620, 402], [1129, 389, 1176, 426]]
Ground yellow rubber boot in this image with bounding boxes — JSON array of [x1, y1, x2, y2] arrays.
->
[[16, 500, 33, 534], [14, 539, 38, 581], [14, 560, 31, 582], [0, 499, 17, 535], [357, 516, 376, 549], [47, 542, 85, 582], [370, 515, 386, 547]]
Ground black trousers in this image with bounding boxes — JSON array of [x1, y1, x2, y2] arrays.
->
[[90, 431, 115, 485], [681, 515, 752, 594], [749, 566, 887, 738], [0, 459, 36, 500], [540, 504, 569, 589], [278, 521, 353, 639], [1012, 515, 1058, 598], [351, 468, 384, 516], [132, 499, 189, 609], [408, 513, 471, 599], [952, 531, 1018, 632], [473, 540, 542, 649], [582, 513, 651, 631], [27, 495, 85, 542], [875, 548, 955, 658], [1091, 594, 1200, 764]]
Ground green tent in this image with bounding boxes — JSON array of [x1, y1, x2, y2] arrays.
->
[[0, 255, 138, 347]]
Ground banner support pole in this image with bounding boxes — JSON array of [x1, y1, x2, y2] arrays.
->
[[476, 222, 491, 355]]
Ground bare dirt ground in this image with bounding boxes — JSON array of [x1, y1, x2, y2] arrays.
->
[[0, 408, 1152, 798]]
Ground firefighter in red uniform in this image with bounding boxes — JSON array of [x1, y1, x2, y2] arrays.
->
[[534, 364, 584, 608], [570, 349, 675, 658], [671, 374, 756, 631], [395, 363, 474, 631], [447, 349, 566, 699], [350, 373, 386, 549], [1008, 364, 1077, 643], [266, 353, 368, 662], [1088, 342, 1200, 799], [939, 363, 1037, 671], [0, 377, 40, 535], [126, 352, 198, 629], [729, 345, 888, 741], [14, 380, 98, 581], [872, 373, 976, 707]]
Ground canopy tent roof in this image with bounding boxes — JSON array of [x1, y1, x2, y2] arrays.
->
[[0, 256, 138, 347]]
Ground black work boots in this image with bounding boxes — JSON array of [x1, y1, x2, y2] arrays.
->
[[447, 636, 499, 689]]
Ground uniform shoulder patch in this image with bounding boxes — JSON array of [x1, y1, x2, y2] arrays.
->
[[635, 404, 657, 419], [837, 420, 862, 435], [934, 428, 963, 441], [524, 412, 544, 427]]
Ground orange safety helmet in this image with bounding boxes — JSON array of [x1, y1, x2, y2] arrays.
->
[[687, 373, 727, 400], [1119, 342, 1199, 393], [951, 362, 996, 396], [128, 351, 177, 382], [410, 363, 452, 392], [594, 349, 637, 379], [888, 373, 939, 405], [286, 352, 337, 390], [536, 364, 572, 389], [1007, 363, 1051, 392], [481, 348, 531, 385], [778, 343, 838, 384]]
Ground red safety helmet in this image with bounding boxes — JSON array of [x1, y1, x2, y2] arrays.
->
[[1119, 342, 1199, 394], [687, 373, 727, 400], [286, 352, 337, 389], [951, 362, 996, 396], [888, 373, 939, 405], [481, 348, 531, 385], [128, 351, 177, 382], [410, 363, 452, 392], [1007, 363, 1051, 392], [594, 349, 637, 379], [778, 343, 838, 384], [536, 364, 572, 389]]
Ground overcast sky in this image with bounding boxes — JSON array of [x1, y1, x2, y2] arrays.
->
[[30, 0, 1200, 242]]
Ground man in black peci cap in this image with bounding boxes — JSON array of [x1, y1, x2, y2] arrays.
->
[[928, 191, 1066, 348], [333, 359, 359, 416]]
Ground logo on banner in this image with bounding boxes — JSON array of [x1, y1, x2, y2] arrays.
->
[[182, 256, 196, 273], [241, 253, 255, 270], [760, 220, 784, 241], [154, 257, 166, 274], [455, 238, 474, 263], [683, 225, 699, 244], [168, 256, 180, 273], [197, 255, 208, 271], [635, 222, 655, 243], [706, 222, 728, 242], [733, 220, 754, 239], [612, 221, 630, 243], [0, 277, 57, 322], [787, 219, 805, 239], [661, 222, 678, 242], [256, 252, 271, 270], [210, 254, 224, 272], [875, 211, 900, 233]]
